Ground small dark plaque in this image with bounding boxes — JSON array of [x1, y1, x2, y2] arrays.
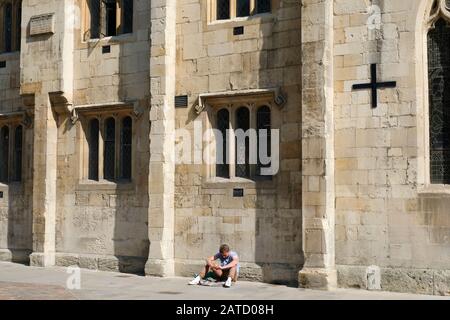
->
[[0, 61, 6, 68], [102, 45, 111, 54], [0, 192, 3, 198], [175, 95, 188, 108], [233, 188, 244, 197], [233, 26, 244, 35]]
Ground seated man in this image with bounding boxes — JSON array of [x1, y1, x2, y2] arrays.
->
[[189, 244, 239, 288]]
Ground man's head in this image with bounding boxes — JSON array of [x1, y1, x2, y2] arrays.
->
[[219, 244, 230, 258]]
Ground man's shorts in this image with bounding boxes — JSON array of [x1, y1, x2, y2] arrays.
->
[[205, 269, 239, 282]]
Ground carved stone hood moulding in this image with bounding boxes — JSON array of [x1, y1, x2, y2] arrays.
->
[[428, 0, 450, 27]]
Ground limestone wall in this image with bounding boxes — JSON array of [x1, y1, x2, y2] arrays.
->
[[174, 0, 302, 284], [333, 0, 450, 294], [0, 125, 33, 263], [0, 53, 21, 111], [72, 0, 150, 106], [53, 0, 151, 273], [0, 18, 32, 263]]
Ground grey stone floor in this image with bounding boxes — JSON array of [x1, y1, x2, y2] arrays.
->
[[0, 262, 449, 300]]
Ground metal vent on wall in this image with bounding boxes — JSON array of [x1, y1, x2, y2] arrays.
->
[[102, 45, 111, 54], [233, 26, 244, 35], [175, 95, 188, 108]]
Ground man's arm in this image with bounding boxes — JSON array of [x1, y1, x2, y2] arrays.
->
[[221, 256, 239, 270], [206, 255, 217, 267]]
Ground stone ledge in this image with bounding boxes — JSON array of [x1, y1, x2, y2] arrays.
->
[[55, 252, 146, 275], [337, 265, 450, 296], [30, 252, 55, 267], [175, 259, 300, 285], [0, 249, 31, 264], [298, 267, 338, 290], [145, 258, 175, 277]]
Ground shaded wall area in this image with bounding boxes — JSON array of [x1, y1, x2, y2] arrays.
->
[[174, 0, 302, 284], [54, 0, 150, 274], [0, 51, 33, 264]]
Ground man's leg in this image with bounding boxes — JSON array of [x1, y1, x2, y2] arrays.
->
[[212, 268, 224, 279], [199, 264, 211, 278], [229, 266, 238, 282], [223, 266, 237, 287], [189, 263, 212, 285]]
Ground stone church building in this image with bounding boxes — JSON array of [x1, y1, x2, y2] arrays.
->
[[0, 0, 449, 295]]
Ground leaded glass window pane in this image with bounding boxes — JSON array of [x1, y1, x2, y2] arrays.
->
[[428, 18, 450, 183], [217, 0, 230, 20], [89, 119, 99, 181], [236, 0, 250, 17], [4, 3, 12, 53], [16, 2, 21, 51], [235, 107, 250, 178], [256, 106, 271, 177], [216, 109, 230, 178], [89, 0, 100, 39], [104, 117, 116, 180], [12, 125, 22, 182], [105, 0, 117, 37], [120, 116, 132, 180], [256, 0, 271, 14], [122, 0, 133, 34], [0, 126, 9, 183]]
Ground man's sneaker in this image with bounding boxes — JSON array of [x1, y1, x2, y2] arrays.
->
[[189, 275, 201, 285], [224, 277, 232, 288]]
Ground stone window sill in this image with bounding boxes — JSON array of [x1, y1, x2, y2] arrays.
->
[[206, 13, 274, 31], [78, 33, 136, 49], [77, 180, 134, 192], [0, 182, 24, 193], [0, 51, 20, 59], [417, 184, 450, 197], [203, 177, 275, 189]]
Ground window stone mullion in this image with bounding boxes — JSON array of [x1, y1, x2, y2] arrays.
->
[[99, 117, 105, 180]]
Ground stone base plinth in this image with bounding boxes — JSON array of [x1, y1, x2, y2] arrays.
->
[[54, 253, 146, 274], [175, 259, 300, 285], [298, 267, 337, 290], [29, 252, 55, 267], [0, 249, 31, 264], [337, 265, 450, 296], [145, 258, 175, 277]]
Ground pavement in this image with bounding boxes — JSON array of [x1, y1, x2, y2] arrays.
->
[[0, 262, 449, 300]]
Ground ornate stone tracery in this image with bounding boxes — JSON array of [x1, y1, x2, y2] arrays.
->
[[428, 0, 450, 26]]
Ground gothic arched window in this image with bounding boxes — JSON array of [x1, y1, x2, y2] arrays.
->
[[235, 106, 250, 178], [120, 116, 132, 180], [88, 118, 99, 181], [213, 0, 272, 21], [236, 0, 250, 17], [12, 125, 22, 182], [4, 2, 12, 52], [256, 0, 271, 14], [88, 0, 100, 39], [104, 117, 116, 181], [1, 1, 21, 53], [85, 0, 133, 40], [216, 108, 230, 178], [256, 105, 271, 177], [15, 0, 20, 51], [0, 126, 9, 183], [217, 0, 230, 20], [84, 114, 134, 183], [428, 17, 450, 183]]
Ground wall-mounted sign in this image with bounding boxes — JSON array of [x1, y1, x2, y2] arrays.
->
[[30, 13, 55, 36]]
